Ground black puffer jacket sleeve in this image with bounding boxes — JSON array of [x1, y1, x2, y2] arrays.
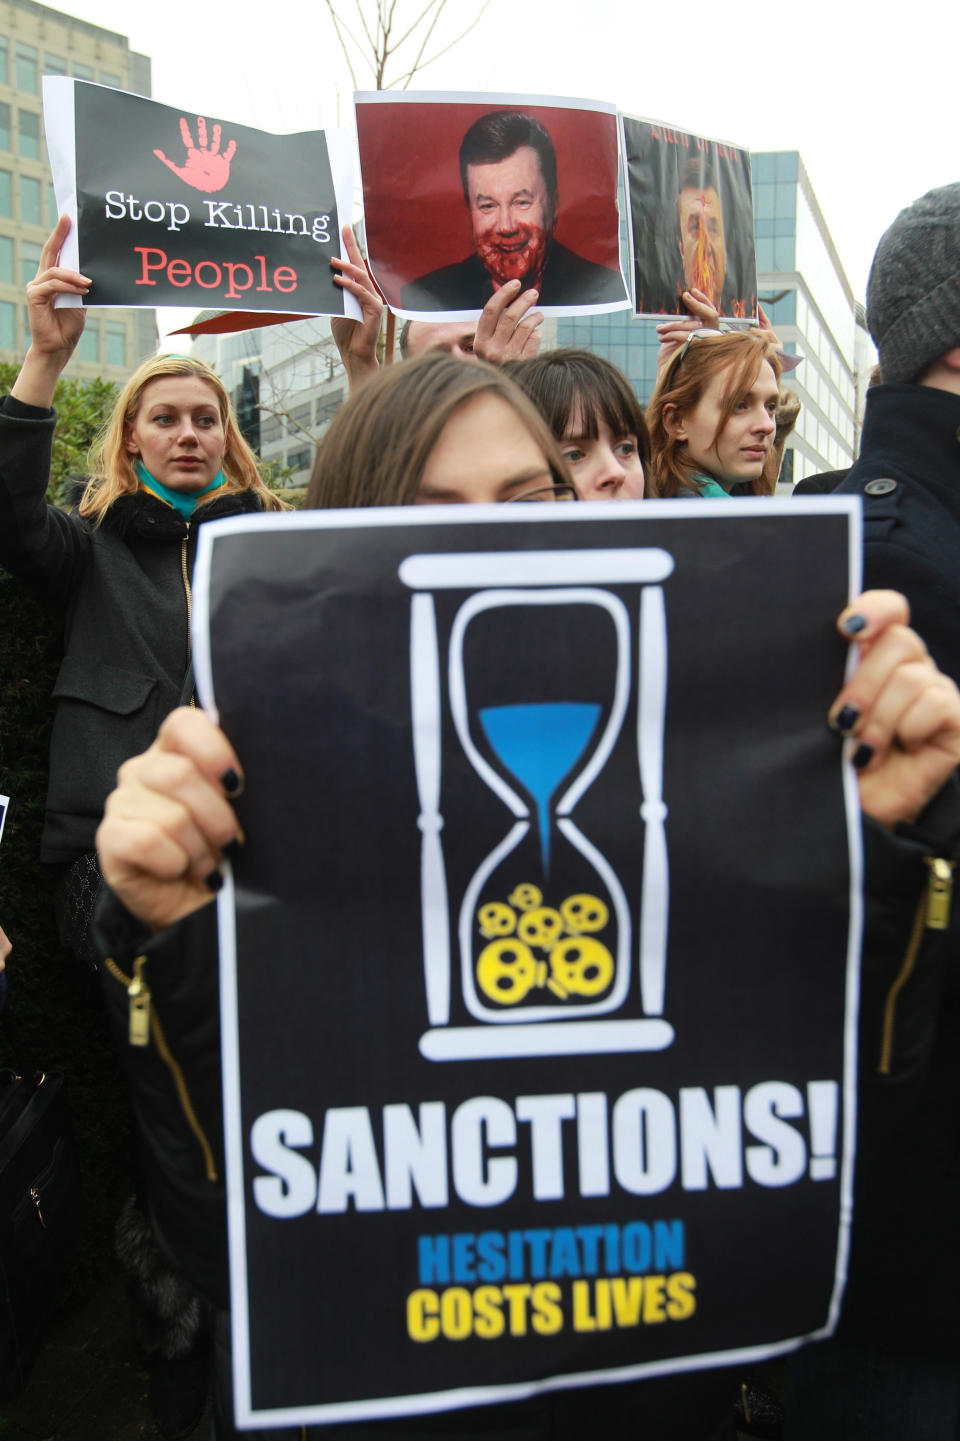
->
[[0, 394, 90, 605]]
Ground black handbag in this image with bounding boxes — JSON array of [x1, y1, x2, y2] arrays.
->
[[0, 1027, 81, 1398]]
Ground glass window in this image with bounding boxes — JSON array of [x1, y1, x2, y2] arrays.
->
[[287, 447, 311, 473], [105, 323, 127, 367], [0, 299, 15, 349], [751, 153, 774, 184], [0, 104, 9, 152], [0, 234, 12, 283], [0, 170, 11, 217], [755, 183, 775, 220], [776, 152, 798, 183], [0, 38, 8, 85], [775, 182, 796, 219], [72, 63, 94, 81], [99, 71, 121, 88], [18, 109, 40, 160], [755, 237, 774, 272], [774, 236, 795, 270], [20, 239, 40, 285], [48, 182, 57, 225], [15, 44, 37, 95], [44, 55, 66, 77], [77, 315, 99, 362], [20, 175, 40, 226]]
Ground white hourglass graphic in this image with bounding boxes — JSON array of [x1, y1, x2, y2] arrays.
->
[[399, 547, 674, 1062]]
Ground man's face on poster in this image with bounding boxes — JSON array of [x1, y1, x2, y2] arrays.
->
[[466, 145, 554, 288], [678, 184, 727, 308]]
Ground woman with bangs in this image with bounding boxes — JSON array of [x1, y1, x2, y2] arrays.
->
[[506, 349, 648, 499], [646, 330, 781, 498]]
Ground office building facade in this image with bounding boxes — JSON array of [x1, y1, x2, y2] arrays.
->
[[0, 0, 155, 380]]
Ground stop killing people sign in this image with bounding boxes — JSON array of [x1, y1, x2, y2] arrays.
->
[[42, 78, 358, 318]]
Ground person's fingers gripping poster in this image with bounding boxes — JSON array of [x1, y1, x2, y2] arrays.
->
[[191, 501, 861, 1428]]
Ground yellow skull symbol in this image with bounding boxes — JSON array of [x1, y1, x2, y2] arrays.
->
[[477, 902, 516, 939], [561, 893, 609, 935], [517, 906, 564, 950], [477, 939, 546, 1005], [547, 937, 614, 999], [508, 883, 542, 912]]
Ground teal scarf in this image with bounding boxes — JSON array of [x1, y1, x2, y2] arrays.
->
[[690, 472, 732, 499], [136, 460, 226, 518]]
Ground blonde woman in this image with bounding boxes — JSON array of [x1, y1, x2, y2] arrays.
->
[[0, 217, 284, 960]]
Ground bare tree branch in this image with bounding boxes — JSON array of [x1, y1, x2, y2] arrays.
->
[[324, 0, 361, 90], [327, 0, 486, 92], [389, 0, 490, 89], [389, 0, 445, 55]]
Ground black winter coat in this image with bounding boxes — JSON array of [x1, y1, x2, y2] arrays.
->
[[0, 393, 266, 864], [832, 382, 960, 1356], [834, 382, 960, 686]]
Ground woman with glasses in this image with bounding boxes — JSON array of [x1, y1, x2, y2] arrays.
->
[[306, 350, 576, 507], [646, 330, 781, 498], [504, 349, 649, 500]]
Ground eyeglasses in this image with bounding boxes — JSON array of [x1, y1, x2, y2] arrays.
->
[[670, 327, 729, 373], [505, 482, 579, 504]]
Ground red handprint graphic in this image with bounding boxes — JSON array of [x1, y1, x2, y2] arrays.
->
[[153, 116, 236, 194]]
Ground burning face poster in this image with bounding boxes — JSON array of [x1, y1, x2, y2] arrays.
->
[[42, 78, 357, 318], [621, 114, 757, 321], [192, 500, 861, 1427], [356, 92, 630, 321]]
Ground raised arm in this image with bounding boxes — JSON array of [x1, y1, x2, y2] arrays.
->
[[12, 215, 89, 409], [330, 224, 385, 395]]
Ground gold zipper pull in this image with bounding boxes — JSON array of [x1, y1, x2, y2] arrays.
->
[[128, 956, 152, 1046], [30, 1186, 46, 1228], [924, 857, 954, 931]]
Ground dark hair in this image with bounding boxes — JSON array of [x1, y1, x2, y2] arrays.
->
[[305, 352, 572, 509], [506, 349, 650, 467], [459, 110, 557, 211], [646, 332, 781, 498], [678, 154, 720, 198]]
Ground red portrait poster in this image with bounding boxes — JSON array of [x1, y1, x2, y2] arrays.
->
[[356, 92, 630, 321]]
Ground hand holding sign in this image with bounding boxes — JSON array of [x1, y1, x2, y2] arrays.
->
[[12, 217, 89, 408], [474, 281, 544, 364], [97, 709, 243, 933], [830, 592, 960, 828], [330, 224, 385, 393], [153, 115, 237, 194]]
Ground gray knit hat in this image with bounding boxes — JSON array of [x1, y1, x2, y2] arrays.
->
[[866, 182, 960, 384]]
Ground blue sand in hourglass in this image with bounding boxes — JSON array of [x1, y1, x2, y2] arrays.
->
[[478, 703, 602, 874]]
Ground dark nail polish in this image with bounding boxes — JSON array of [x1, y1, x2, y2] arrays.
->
[[220, 767, 244, 798], [831, 703, 860, 734], [841, 613, 867, 637], [204, 868, 224, 893], [222, 838, 242, 863], [852, 743, 874, 770]]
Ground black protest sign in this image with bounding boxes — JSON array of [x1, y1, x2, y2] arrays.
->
[[622, 114, 757, 320], [194, 502, 860, 1427], [43, 78, 351, 315]]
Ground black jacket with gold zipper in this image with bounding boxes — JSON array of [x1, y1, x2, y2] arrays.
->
[[93, 791, 960, 1347]]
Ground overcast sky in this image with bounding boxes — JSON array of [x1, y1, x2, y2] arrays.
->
[[57, 0, 957, 322]]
